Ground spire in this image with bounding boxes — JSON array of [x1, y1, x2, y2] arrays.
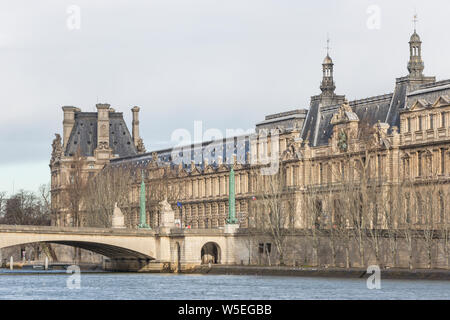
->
[[408, 13, 424, 78], [320, 35, 336, 97], [325, 33, 331, 56], [413, 12, 418, 32]]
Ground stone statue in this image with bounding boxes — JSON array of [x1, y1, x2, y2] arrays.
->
[[50, 133, 62, 164], [112, 202, 126, 229], [159, 199, 175, 228], [136, 138, 146, 153]]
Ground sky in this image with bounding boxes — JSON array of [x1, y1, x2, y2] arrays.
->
[[0, 0, 449, 195]]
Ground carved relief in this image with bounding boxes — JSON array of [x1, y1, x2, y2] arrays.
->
[[337, 130, 348, 152], [100, 124, 108, 137], [136, 138, 146, 153], [97, 141, 109, 150]]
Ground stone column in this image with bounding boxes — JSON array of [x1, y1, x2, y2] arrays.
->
[[62, 106, 77, 148], [131, 106, 141, 148], [95, 103, 112, 160]]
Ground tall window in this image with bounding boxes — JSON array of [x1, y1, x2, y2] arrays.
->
[[418, 116, 422, 131], [293, 166, 298, 185], [319, 163, 323, 185], [405, 193, 411, 224], [416, 193, 424, 224], [403, 157, 410, 178], [439, 191, 445, 223], [442, 112, 447, 128], [407, 117, 411, 132], [418, 152, 422, 177], [441, 148, 446, 175], [429, 114, 434, 129]]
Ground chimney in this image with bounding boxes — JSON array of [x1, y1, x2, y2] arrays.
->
[[62, 106, 77, 148], [131, 106, 140, 148], [96, 103, 110, 149]]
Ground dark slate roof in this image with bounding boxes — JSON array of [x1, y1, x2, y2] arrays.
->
[[314, 104, 340, 146], [256, 109, 307, 131], [301, 93, 394, 147], [406, 80, 450, 108], [300, 99, 321, 145], [65, 112, 137, 158], [351, 93, 393, 127], [385, 80, 408, 128], [300, 76, 450, 147], [110, 135, 251, 172]]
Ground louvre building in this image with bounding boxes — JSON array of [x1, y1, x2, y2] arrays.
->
[[50, 28, 450, 233]]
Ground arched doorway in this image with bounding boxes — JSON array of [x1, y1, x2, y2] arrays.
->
[[201, 242, 220, 264]]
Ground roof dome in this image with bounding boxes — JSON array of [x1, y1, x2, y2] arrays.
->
[[323, 54, 333, 64], [410, 31, 421, 42]]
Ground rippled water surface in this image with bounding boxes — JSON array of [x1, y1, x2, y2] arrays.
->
[[0, 269, 449, 300]]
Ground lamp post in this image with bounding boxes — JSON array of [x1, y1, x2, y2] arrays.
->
[[226, 165, 238, 224]]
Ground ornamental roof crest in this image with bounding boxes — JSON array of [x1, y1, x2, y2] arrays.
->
[[330, 100, 359, 125]]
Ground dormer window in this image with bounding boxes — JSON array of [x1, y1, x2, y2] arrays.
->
[[429, 114, 434, 130], [407, 118, 411, 132], [442, 112, 447, 128]]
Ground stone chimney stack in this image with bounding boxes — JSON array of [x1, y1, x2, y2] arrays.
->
[[96, 103, 111, 150], [62, 106, 77, 148], [131, 106, 140, 148]]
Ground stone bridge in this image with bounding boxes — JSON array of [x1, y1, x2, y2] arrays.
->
[[0, 225, 245, 272]]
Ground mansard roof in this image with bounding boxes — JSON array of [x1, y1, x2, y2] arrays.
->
[[301, 93, 393, 147], [65, 111, 137, 158], [110, 134, 251, 173]]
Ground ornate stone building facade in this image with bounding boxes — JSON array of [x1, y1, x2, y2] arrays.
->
[[51, 29, 450, 233], [50, 104, 145, 226]]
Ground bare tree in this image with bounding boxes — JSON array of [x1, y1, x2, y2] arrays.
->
[[251, 163, 295, 266], [439, 186, 450, 268], [382, 183, 400, 268], [63, 148, 87, 227], [302, 189, 324, 267], [83, 165, 134, 228], [0, 190, 51, 226], [146, 165, 185, 228], [0, 191, 6, 221]]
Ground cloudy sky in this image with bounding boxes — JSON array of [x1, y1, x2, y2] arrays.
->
[[0, 0, 449, 194]]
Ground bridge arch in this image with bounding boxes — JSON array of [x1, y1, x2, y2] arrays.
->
[[0, 226, 156, 261], [200, 242, 221, 264], [1, 240, 154, 260]]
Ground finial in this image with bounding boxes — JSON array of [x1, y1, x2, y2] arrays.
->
[[325, 33, 331, 55], [413, 11, 418, 32]]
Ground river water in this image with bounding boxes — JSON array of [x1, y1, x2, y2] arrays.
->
[[0, 269, 449, 300]]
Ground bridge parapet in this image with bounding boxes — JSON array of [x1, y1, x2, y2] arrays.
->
[[0, 224, 156, 237]]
